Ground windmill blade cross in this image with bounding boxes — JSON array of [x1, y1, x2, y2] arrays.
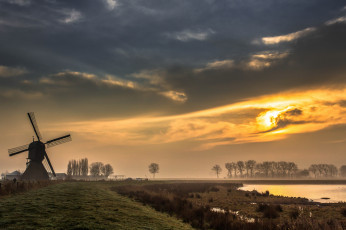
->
[[45, 134, 72, 148], [28, 112, 42, 141], [8, 144, 30, 156], [44, 152, 56, 177]]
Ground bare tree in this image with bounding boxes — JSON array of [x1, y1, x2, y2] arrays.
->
[[255, 163, 263, 177], [80, 158, 89, 176], [262, 161, 271, 177], [328, 164, 338, 177], [232, 162, 238, 177], [309, 164, 319, 178], [279, 161, 288, 177], [340, 165, 346, 177], [149, 163, 159, 178], [67, 161, 72, 176], [225, 163, 233, 178], [287, 162, 298, 178], [90, 162, 104, 177], [245, 160, 256, 177], [237, 161, 245, 177], [212, 164, 222, 178], [102, 164, 114, 177], [273, 162, 280, 177]]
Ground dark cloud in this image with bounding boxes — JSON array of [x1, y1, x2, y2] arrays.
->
[[0, 0, 346, 120]]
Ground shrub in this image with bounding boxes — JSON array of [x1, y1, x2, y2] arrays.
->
[[263, 206, 279, 219], [256, 203, 268, 212], [289, 208, 300, 219], [341, 208, 346, 217], [257, 203, 281, 219], [208, 198, 213, 203], [275, 204, 283, 212], [209, 187, 219, 192]]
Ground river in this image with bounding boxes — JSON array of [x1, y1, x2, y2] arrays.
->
[[239, 184, 346, 203]]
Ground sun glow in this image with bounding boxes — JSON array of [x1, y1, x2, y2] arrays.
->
[[257, 110, 281, 129]]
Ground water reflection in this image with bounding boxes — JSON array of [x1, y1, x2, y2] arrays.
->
[[239, 184, 346, 203], [211, 207, 255, 223]]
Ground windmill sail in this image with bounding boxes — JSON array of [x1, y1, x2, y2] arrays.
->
[[44, 152, 56, 177], [28, 112, 42, 140], [46, 134, 72, 148], [8, 144, 30, 156]]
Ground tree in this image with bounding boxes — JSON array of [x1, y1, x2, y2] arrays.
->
[[255, 163, 263, 177], [102, 164, 114, 177], [237, 161, 245, 177], [309, 164, 319, 178], [90, 162, 104, 176], [212, 164, 222, 178], [245, 160, 256, 177], [232, 162, 238, 177], [225, 163, 233, 178], [328, 164, 338, 177], [149, 163, 159, 178], [67, 161, 72, 176], [340, 165, 346, 177], [287, 162, 298, 178], [297, 169, 310, 178], [279, 161, 288, 177], [262, 161, 271, 177], [80, 158, 89, 176], [72, 159, 78, 176]]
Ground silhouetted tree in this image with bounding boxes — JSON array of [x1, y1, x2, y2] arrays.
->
[[232, 162, 238, 177], [225, 163, 233, 178], [90, 162, 104, 176], [237, 161, 245, 177], [262, 161, 272, 177], [149, 163, 159, 178], [309, 164, 319, 178], [212, 164, 222, 178], [273, 162, 280, 177], [72, 159, 79, 176], [67, 161, 72, 176], [279, 161, 289, 177], [255, 163, 263, 177], [340, 165, 346, 177], [328, 164, 338, 177], [80, 158, 89, 176], [102, 164, 114, 177], [297, 169, 310, 178], [245, 160, 256, 177], [287, 162, 298, 177]]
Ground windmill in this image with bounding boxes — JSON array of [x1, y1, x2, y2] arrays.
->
[[8, 112, 72, 181]]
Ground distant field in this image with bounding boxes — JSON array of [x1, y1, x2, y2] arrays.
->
[[0, 182, 193, 230]]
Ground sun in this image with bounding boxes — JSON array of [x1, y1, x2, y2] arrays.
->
[[257, 110, 281, 129]]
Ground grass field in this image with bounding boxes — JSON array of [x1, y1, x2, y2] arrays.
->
[[0, 182, 193, 230]]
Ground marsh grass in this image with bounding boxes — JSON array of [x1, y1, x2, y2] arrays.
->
[[113, 182, 346, 230]]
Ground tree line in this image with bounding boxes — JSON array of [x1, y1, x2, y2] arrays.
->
[[67, 158, 114, 177], [211, 161, 346, 178]]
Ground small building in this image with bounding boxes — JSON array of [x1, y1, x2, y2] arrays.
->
[[55, 173, 67, 180], [5, 171, 21, 180]]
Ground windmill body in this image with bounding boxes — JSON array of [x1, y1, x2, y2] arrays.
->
[[8, 113, 72, 181], [28, 141, 45, 162]]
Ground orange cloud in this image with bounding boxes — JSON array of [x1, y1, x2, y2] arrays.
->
[[49, 86, 346, 150]]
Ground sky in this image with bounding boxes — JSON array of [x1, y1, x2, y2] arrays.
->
[[1, 0, 346, 178]]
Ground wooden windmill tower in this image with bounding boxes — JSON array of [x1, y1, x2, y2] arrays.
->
[[8, 112, 72, 180]]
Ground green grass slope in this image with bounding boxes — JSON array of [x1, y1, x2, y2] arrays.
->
[[0, 182, 193, 230]]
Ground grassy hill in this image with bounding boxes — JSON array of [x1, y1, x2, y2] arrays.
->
[[0, 182, 193, 230]]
